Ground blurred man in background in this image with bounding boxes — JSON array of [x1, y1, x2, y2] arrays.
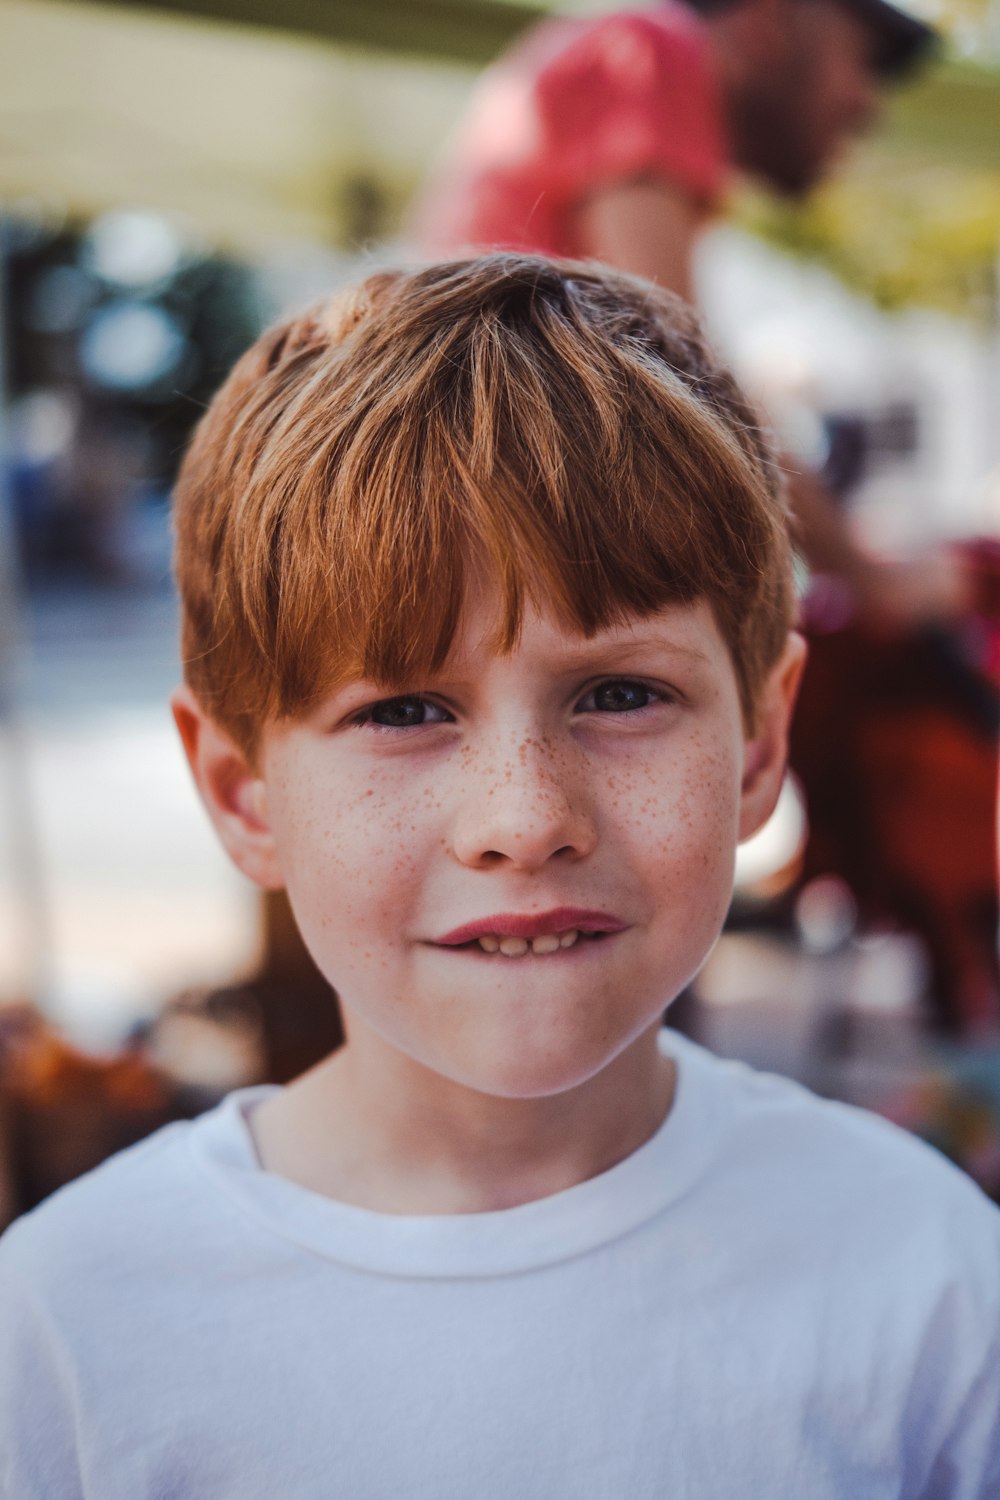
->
[[414, 0, 954, 623]]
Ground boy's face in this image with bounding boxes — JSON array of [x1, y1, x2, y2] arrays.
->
[[176, 587, 802, 1101]]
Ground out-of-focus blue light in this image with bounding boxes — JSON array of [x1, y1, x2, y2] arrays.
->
[[80, 302, 187, 393]]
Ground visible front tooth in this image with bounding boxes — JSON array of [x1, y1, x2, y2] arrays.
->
[[498, 937, 529, 957], [530, 934, 561, 955], [558, 930, 579, 948], [478, 935, 500, 953]]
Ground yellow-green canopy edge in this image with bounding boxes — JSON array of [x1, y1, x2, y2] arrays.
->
[[71, 0, 550, 65]]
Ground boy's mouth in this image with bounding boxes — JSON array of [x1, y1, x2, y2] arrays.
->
[[433, 909, 627, 958]]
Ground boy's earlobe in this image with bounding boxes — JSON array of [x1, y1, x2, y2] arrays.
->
[[737, 632, 807, 843], [170, 685, 285, 892]]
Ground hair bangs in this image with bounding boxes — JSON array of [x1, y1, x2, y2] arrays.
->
[[268, 294, 780, 723]]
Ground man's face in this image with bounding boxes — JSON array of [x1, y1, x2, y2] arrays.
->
[[736, 0, 882, 196], [239, 590, 797, 1102]]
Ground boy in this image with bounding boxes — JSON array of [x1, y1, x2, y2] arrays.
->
[[1, 254, 998, 1498]]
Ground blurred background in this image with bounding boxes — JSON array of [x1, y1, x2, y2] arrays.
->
[[3, 0, 1000, 1225]]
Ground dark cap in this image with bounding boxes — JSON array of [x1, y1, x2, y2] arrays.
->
[[682, 0, 938, 81], [840, 0, 937, 79]]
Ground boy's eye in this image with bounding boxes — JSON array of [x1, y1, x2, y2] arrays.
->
[[362, 695, 451, 729], [577, 679, 659, 714]]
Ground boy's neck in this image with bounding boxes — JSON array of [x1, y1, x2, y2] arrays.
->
[[249, 1023, 676, 1216]]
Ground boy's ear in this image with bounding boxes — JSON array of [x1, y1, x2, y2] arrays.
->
[[170, 685, 285, 892], [738, 632, 807, 843]]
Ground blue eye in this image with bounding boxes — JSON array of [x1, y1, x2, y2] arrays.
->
[[578, 679, 658, 714], [363, 695, 450, 729]]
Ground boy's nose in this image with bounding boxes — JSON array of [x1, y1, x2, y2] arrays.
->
[[451, 737, 596, 871]]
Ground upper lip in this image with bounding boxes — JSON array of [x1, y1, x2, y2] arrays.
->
[[434, 908, 627, 946]]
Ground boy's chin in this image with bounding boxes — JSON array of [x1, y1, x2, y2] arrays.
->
[[415, 1025, 661, 1104]]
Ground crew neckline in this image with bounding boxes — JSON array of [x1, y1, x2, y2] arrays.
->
[[187, 1031, 728, 1279]]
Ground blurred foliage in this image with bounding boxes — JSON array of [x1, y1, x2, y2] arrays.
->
[[739, 165, 1000, 320]]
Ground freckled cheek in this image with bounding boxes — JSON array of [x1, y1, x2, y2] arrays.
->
[[632, 753, 741, 881], [271, 779, 436, 936]]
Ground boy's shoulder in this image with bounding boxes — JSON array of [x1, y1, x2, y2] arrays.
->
[[0, 1088, 267, 1302], [669, 1032, 1000, 1270]]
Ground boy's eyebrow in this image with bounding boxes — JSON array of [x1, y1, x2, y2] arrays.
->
[[548, 635, 714, 670], [440, 632, 716, 680]]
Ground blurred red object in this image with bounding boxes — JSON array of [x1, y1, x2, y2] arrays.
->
[[955, 537, 1000, 628], [792, 545, 999, 1037]]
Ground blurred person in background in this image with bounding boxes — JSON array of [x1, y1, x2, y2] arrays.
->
[[413, 0, 946, 633], [413, 0, 1000, 1036]]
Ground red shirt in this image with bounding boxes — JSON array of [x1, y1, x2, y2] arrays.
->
[[413, 5, 729, 260]]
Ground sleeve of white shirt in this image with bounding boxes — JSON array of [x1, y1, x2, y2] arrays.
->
[[0, 1220, 86, 1500], [920, 1332, 1000, 1499], [912, 1191, 1000, 1500]]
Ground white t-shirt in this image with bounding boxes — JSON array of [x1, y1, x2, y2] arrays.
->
[[1, 1033, 999, 1499]]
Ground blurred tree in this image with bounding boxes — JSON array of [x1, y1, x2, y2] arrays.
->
[[740, 164, 1000, 319]]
